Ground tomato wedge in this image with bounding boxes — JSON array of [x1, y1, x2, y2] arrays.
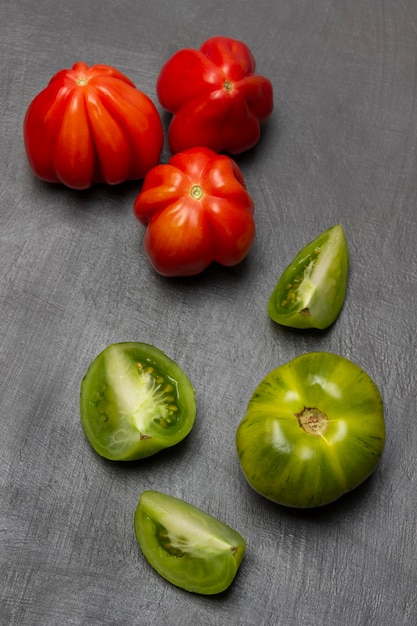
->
[[80, 343, 196, 461], [134, 490, 246, 594], [236, 352, 385, 508], [268, 224, 349, 329]]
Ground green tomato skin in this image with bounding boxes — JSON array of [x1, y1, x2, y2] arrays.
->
[[236, 352, 385, 508], [80, 342, 196, 461], [268, 224, 349, 330], [134, 490, 246, 595]]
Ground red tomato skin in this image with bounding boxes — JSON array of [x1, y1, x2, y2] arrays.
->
[[156, 37, 273, 155], [133, 147, 255, 277], [23, 62, 164, 190]]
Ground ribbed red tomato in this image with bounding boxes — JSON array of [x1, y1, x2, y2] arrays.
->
[[156, 37, 273, 154], [133, 147, 256, 277], [23, 62, 163, 190]]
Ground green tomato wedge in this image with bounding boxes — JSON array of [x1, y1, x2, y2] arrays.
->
[[134, 490, 247, 595], [268, 224, 349, 329], [80, 342, 196, 461], [236, 352, 385, 508]]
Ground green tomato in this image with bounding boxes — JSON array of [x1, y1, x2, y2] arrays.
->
[[268, 224, 349, 329], [80, 342, 196, 461], [134, 490, 246, 595], [236, 352, 385, 508]]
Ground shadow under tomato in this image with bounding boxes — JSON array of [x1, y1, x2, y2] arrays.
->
[[91, 426, 196, 474], [244, 471, 380, 524], [267, 316, 336, 340], [29, 174, 143, 213], [232, 116, 279, 169], [146, 256, 254, 297]]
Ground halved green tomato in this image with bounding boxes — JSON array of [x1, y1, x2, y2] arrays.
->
[[268, 224, 349, 329], [236, 352, 385, 508], [80, 342, 196, 461], [134, 490, 246, 594]]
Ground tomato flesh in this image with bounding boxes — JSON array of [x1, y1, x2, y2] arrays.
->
[[236, 352, 385, 508], [80, 343, 196, 461], [268, 224, 349, 329], [134, 490, 246, 594]]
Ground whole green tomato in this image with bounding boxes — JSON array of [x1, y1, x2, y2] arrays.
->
[[236, 352, 385, 508], [134, 490, 246, 594], [268, 224, 349, 329], [80, 342, 196, 461]]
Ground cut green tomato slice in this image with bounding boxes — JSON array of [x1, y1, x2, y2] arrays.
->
[[268, 224, 349, 329], [236, 352, 385, 508], [80, 342, 196, 461], [134, 490, 246, 595]]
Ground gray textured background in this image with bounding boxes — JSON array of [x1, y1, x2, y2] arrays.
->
[[1, 1, 417, 625]]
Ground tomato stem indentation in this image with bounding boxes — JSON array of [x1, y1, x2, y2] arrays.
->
[[295, 406, 329, 436], [190, 184, 203, 200]]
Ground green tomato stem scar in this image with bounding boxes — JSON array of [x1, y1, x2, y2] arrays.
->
[[76, 77, 89, 86], [295, 406, 329, 437], [190, 184, 203, 200], [224, 80, 233, 91]]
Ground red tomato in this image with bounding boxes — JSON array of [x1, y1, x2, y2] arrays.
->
[[23, 62, 164, 190], [156, 37, 274, 155], [133, 147, 255, 276]]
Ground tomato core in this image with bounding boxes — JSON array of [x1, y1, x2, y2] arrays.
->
[[190, 184, 204, 200], [133, 361, 180, 430], [156, 523, 185, 557], [295, 406, 329, 436], [280, 247, 321, 309]]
